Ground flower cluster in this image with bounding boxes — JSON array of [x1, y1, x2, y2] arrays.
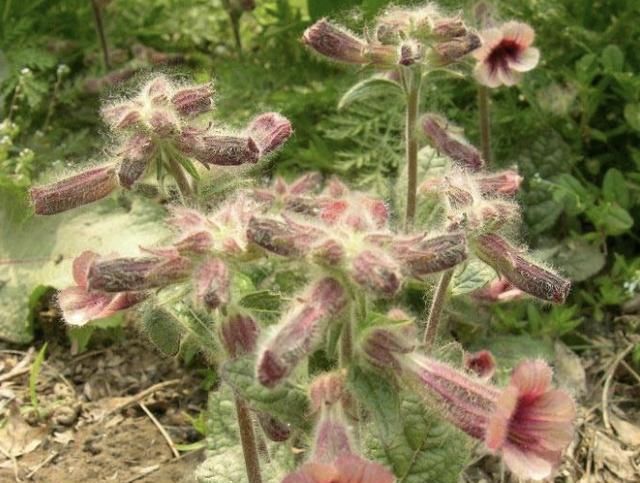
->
[[29, 75, 292, 214]]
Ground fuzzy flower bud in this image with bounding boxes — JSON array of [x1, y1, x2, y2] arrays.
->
[[245, 112, 293, 155], [476, 170, 523, 197], [312, 238, 345, 266], [432, 33, 481, 65], [180, 130, 260, 167], [392, 233, 467, 278], [422, 114, 484, 171], [58, 251, 146, 326], [171, 83, 214, 117], [194, 258, 229, 310], [351, 249, 402, 298], [360, 322, 416, 372], [247, 216, 320, 257], [464, 350, 496, 380], [117, 133, 156, 189], [309, 370, 347, 413], [257, 412, 291, 442], [87, 254, 192, 292], [474, 234, 571, 303], [401, 354, 575, 481], [220, 312, 259, 358], [257, 278, 346, 388], [399, 40, 424, 66], [30, 165, 118, 215], [144, 75, 172, 105], [303, 19, 369, 65], [101, 102, 142, 130]]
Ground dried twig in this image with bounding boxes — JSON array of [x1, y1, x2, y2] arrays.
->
[[103, 379, 181, 418], [138, 402, 180, 459], [0, 348, 34, 384], [25, 451, 58, 479], [123, 464, 160, 483], [602, 342, 635, 431], [0, 444, 21, 482]]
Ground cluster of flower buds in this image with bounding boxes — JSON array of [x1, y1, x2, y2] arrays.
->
[[418, 111, 570, 303], [360, 325, 575, 481], [29, 75, 292, 215], [303, 4, 480, 69], [283, 371, 394, 483]]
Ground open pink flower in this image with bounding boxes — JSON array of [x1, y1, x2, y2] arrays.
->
[[473, 22, 540, 88], [485, 360, 576, 480], [58, 251, 145, 326]]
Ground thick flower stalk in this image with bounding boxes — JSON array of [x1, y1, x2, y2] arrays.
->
[[473, 21, 540, 88]]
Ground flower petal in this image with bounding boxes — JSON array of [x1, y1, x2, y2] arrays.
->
[[474, 62, 502, 88], [72, 251, 98, 288], [509, 47, 540, 72], [472, 28, 504, 61], [501, 21, 535, 47], [510, 359, 552, 396], [485, 385, 518, 450], [497, 67, 522, 86], [501, 444, 555, 481]]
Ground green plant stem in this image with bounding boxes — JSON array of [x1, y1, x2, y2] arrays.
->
[[234, 396, 263, 483], [423, 268, 454, 348], [164, 153, 194, 205], [404, 71, 421, 230], [229, 12, 243, 56], [91, 0, 111, 70], [478, 85, 492, 164]]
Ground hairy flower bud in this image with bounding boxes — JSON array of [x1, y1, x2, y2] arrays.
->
[[144, 76, 172, 105], [422, 114, 484, 171], [117, 133, 156, 189], [432, 33, 481, 65], [148, 109, 179, 136], [474, 234, 571, 303], [195, 258, 229, 310], [247, 216, 319, 257], [220, 312, 259, 358], [476, 170, 523, 197], [30, 165, 118, 215], [257, 412, 291, 442], [464, 350, 496, 380], [182, 131, 260, 167], [351, 249, 402, 297], [257, 278, 346, 387], [87, 254, 192, 292], [392, 233, 467, 277], [433, 17, 468, 39], [303, 19, 368, 65], [171, 83, 214, 117], [361, 323, 416, 372], [309, 370, 347, 413], [245, 112, 293, 155], [101, 102, 142, 130], [312, 238, 345, 266], [399, 39, 424, 66]]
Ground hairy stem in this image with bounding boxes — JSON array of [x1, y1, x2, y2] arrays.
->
[[234, 396, 263, 483], [478, 85, 491, 164], [423, 268, 454, 348], [164, 151, 194, 205], [91, 0, 111, 70], [404, 71, 421, 230]]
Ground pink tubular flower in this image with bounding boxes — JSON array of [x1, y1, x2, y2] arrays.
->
[[29, 165, 118, 215], [401, 354, 575, 481], [194, 257, 229, 310], [476, 170, 523, 197], [256, 278, 346, 388], [472, 276, 525, 303], [464, 350, 496, 380], [245, 112, 293, 156], [473, 21, 540, 88], [422, 114, 484, 171], [58, 251, 145, 326], [474, 233, 571, 303]]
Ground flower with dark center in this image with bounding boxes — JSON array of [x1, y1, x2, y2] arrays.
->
[[473, 22, 540, 88]]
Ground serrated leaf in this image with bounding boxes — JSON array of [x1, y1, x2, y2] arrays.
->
[[551, 239, 605, 282], [602, 168, 630, 209], [221, 356, 311, 430], [351, 352, 472, 482], [338, 75, 402, 111], [0, 185, 169, 343], [451, 259, 496, 296]]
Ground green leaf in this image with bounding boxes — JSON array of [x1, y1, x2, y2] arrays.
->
[[551, 239, 605, 282], [29, 342, 47, 413], [307, 0, 360, 18], [451, 259, 496, 296], [587, 202, 634, 236], [0, 189, 169, 343], [338, 75, 402, 111], [221, 356, 311, 430], [67, 313, 124, 353], [351, 357, 472, 482], [526, 198, 563, 234], [602, 168, 630, 209], [601, 45, 624, 72], [550, 173, 592, 215], [624, 103, 640, 132], [142, 306, 182, 357], [238, 290, 283, 313]]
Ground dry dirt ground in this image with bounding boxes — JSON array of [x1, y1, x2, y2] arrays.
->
[[0, 327, 639, 482]]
